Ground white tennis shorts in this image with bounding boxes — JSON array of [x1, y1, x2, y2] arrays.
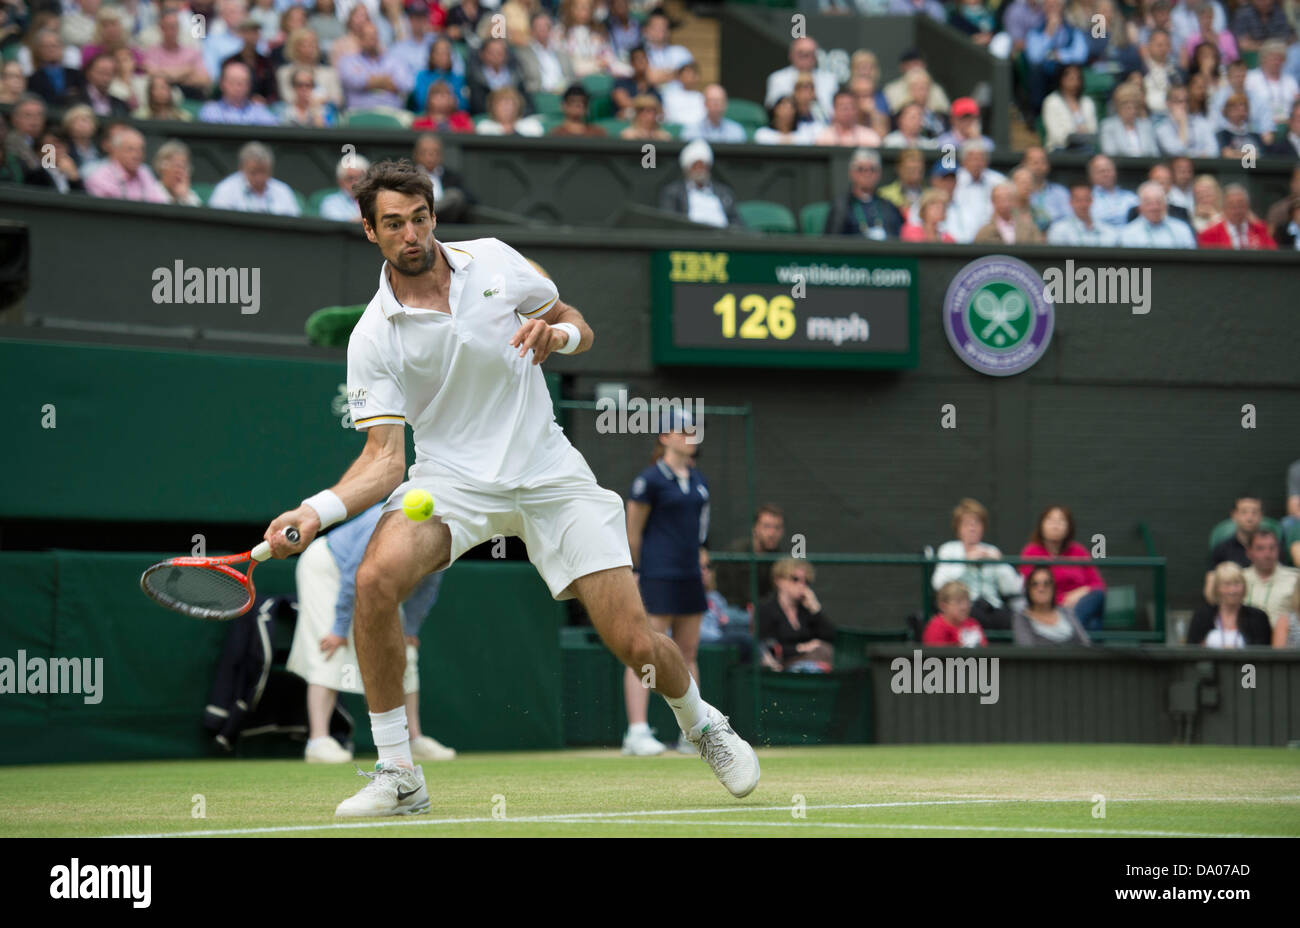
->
[[382, 444, 633, 601], [286, 537, 420, 694]]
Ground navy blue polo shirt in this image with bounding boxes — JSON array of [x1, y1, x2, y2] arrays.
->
[[629, 459, 710, 580]]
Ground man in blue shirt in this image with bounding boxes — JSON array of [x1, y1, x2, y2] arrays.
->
[[682, 84, 748, 143], [287, 503, 455, 763]]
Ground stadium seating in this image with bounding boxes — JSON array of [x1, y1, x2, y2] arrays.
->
[[737, 200, 797, 234], [345, 108, 412, 129], [1102, 585, 1139, 629], [190, 181, 214, 205], [532, 92, 563, 117], [594, 118, 629, 137], [307, 187, 335, 217], [799, 201, 830, 236], [725, 98, 768, 134]]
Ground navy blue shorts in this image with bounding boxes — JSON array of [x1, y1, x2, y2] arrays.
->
[[638, 576, 708, 616]]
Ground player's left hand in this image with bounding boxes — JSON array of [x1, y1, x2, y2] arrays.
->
[[510, 319, 569, 365]]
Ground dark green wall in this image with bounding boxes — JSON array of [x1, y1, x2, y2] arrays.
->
[[0, 554, 563, 764], [866, 645, 1300, 745]]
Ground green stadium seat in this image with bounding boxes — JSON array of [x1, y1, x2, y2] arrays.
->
[[725, 98, 768, 133], [1208, 517, 1284, 550], [1102, 585, 1138, 629], [580, 73, 615, 100], [345, 108, 411, 128], [305, 304, 367, 347], [594, 118, 629, 137], [537, 113, 563, 133], [737, 199, 797, 234], [191, 182, 214, 204], [799, 201, 830, 236], [179, 99, 203, 120], [662, 122, 683, 138], [1083, 68, 1114, 115], [533, 92, 563, 117], [1241, 49, 1259, 69], [307, 187, 336, 217], [293, 189, 308, 215]]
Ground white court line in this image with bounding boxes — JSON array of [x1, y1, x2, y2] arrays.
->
[[99, 797, 1299, 839], [546, 819, 1285, 838]]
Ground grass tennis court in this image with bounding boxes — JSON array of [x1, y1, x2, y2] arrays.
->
[[3, 744, 1297, 838]]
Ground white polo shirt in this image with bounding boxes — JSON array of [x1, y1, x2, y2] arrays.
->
[[346, 237, 571, 488]]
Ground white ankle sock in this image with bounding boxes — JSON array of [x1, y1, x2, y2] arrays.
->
[[307, 736, 334, 750], [664, 677, 708, 733], [369, 706, 413, 769], [628, 722, 650, 736]]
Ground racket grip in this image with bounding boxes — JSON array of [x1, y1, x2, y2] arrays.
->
[[251, 526, 301, 562]]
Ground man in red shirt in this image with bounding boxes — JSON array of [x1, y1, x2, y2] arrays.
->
[[1198, 184, 1279, 249], [923, 582, 988, 646]]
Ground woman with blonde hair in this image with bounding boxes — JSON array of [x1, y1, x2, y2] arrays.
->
[[1190, 173, 1223, 233], [558, 0, 619, 78], [276, 28, 343, 107], [620, 94, 671, 140], [900, 187, 957, 242], [758, 559, 836, 671], [477, 86, 545, 136], [931, 498, 1023, 630], [1188, 562, 1272, 647]]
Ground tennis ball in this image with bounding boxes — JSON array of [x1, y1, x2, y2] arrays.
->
[[402, 489, 434, 522]]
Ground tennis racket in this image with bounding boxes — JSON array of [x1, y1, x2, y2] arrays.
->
[[140, 527, 300, 620]]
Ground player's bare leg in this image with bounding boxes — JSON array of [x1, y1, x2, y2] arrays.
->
[[571, 566, 760, 797], [622, 614, 671, 755], [669, 613, 703, 753], [336, 509, 450, 817]]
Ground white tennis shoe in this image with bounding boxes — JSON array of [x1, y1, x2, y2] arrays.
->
[[305, 738, 353, 764], [334, 762, 430, 817], [687, 709, 760, 798], [621, 727, 667, 756]]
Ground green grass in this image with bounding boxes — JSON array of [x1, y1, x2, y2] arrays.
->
[[1, 745, 1297, 837]]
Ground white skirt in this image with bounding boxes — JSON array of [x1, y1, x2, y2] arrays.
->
[[286, 537, 419, 695]]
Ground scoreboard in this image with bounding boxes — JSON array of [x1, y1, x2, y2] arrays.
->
[[650, 250, 919, 370]]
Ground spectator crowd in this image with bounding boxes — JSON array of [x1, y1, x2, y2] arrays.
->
[[1, 0, 1298, 241]]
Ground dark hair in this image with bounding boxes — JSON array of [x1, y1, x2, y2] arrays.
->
[[628, 43, 647, 59], [767, 95, 796, 130], [1026, 566, 1057, 601], [1030, 505, 1075, 550], [562, 82, 589, 102], [646, 8, 670, 23], [755, 503, 784, 524], [833, 86, 855, 105], [353, 158, 436, 228], [1248, 528, 1279, 547], [1192, 40, 1220, 72], [1056, 63, 1083, 94]]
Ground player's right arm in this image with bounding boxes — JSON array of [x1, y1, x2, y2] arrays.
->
[[264, 424, 406, 556], [264, 326, 408, 557]]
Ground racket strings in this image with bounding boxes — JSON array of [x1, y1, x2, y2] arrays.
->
[[143, 564, 251, 619]]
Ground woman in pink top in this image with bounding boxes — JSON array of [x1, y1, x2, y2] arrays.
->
[[1020, 504, 1107, 631]]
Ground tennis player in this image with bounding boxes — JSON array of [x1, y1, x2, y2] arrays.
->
[[262, 159, 759, 816]]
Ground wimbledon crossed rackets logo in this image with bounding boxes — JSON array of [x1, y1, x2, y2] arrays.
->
[[943, 256, 1053, 377]]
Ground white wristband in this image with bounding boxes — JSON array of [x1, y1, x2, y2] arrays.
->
[[302, 490, 348, 530], [552, 322, 580, 355]]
